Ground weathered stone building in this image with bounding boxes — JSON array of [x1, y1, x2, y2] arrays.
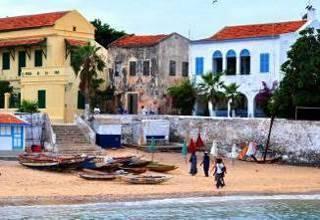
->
[[108, 33, 189, 114]]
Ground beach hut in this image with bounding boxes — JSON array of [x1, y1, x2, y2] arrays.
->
[[94, 123, 122, 149], [141, 119, 170, 145], [0, 114, 29, 151]]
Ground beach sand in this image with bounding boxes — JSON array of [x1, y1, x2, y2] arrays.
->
[[0, 148, 319, 206]]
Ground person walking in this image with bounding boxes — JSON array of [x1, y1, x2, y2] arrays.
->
[[189, 152, 197, 176], [200, 152, 210, 177], [212, 158, 227, 189]]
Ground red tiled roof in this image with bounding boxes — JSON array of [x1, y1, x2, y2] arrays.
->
[[0, 11, 69, 32], [0, 38, 45, 48], [109, 34, 169, 48], [65, 38, 88, 47], [0, 114, 26, 125], [208, 20, 307, 41]]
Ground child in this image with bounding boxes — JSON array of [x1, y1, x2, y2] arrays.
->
[[212, 158, 226, 189], [200, 152, 210, 177], [189, 152, 197, 176]]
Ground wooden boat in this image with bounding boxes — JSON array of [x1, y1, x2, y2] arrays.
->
[[94, 162, 121, 172], [125, 159, 151, 168], [147, 163, 178, 173], [120, 167, 147, 174], [122, 175, 171, 184], [19, 153, 92, 171], [239, 156, 282, 164], [20, 161, 60, 170], [79, 172, 116, 181]]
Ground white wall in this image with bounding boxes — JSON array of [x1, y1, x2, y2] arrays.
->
[[0, 136, 12, 150]]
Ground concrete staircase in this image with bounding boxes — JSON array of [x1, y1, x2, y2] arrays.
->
[[52, 124, 103, 155]]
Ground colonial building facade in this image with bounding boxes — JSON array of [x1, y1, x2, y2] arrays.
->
[[108, 33, 189, 114], [190, 8, 319, 117], [0, 11, 108, 122]]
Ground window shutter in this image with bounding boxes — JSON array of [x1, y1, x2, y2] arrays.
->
[[35, 50, 43, 67], [38, 90, 46, 108], [196, 57, 204, 75], [2, 52, 10, 70]]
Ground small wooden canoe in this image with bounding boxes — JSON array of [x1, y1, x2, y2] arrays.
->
[[20, 161, 60, 170], [147, 164, 178, 173], [122, 175, 171, 184], [125, 160, 151, 168], [239, 157, 282, 164], [121, 167, 147, 174], [79, 172, 116, 181]]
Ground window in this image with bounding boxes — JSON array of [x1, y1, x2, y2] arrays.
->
[[35, 50, 43, 67], [115, 62, 121, 77], [129, 61, 137, 76], [212, 50, 223, 73], [151, 59, 157, 75], [195, 57, 204, 75], [182, 62, 189, 77], [18, 51, 26, 76], [226, 50, 236, 75], [240, 49, 250, 75], [77, 91, 85, 109], [38, 90, 46, 108], [73, 26, 77, 31], [169, 60, 176, 76], [260, 53, 270, 73], [143, 60, 150, 76], [0, 126, 11, 136], [2, 52, 10, 70]]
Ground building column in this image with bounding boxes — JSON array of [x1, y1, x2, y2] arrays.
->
[[223, 56, 227, 72], [247, 95, 255, 118], [4, 93, 10, 110], [237, 56, 241, 75]]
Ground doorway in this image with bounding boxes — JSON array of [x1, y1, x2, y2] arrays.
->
[[127, 93, 138, 114]]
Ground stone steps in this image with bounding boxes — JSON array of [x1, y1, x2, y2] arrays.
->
[[52, 125, 103, 155]]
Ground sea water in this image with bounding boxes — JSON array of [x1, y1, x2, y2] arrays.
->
[[1, 194, 320, 220]]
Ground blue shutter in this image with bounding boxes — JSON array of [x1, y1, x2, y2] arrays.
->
[[260, 53, 270, 73], [195, 57, 204, 75]]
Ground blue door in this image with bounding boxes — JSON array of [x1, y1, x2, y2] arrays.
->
[[12, 126, 23, 150]]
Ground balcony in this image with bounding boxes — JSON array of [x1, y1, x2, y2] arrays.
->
[[21, 66, 75, 84], [0, 70, 20, 82]]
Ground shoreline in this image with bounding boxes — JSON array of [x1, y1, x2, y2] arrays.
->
[[1, 190, 320, 207]]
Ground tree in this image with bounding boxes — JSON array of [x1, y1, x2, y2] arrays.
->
[[71, 44, 106, 118], [255, 81, 277, 117], [91, 19, 126, 48], [197, 72, 225, 116], [223, 83, 241, 117], [18, 100, 39, 113], [0, 81, 12, 108], [168, 80, 197, 115], [270, 28, 320, 118]]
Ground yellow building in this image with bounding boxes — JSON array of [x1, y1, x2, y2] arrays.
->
[[0, 10, 108, 123]]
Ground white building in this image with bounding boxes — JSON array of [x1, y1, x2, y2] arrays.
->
[[190, 7, 320, 117]]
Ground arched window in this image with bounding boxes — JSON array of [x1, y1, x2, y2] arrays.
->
[[212, 50, 223, 73], [226, 50, 236, 75], [240, 49, 250, 75]]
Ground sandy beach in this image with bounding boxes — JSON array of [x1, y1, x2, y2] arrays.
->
[[0, 148, 319, 206]]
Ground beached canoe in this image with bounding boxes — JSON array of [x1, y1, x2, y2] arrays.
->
[[120, 167, 147, 174], [122, 175, 171, 184], [20, 161, 60, 170], [239, 157, 282, 164], [79, 172, 116, 181], [125, 159, 151, 168], [147, 163, 178, 173]]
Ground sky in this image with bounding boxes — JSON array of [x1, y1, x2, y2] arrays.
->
[[0, 0, 319, 40]]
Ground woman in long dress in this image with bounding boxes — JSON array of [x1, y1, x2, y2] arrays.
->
[[189, 152, 197, 176]]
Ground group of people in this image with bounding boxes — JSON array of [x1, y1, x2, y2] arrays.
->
[[189, 152, 227, 189]]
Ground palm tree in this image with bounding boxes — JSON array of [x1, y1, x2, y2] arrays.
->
[[197, 72, 225, 116], [223, 83, 241, 117], [71, 44, 105, 118]]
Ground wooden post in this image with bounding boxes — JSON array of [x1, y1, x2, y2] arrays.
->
[[263, 114, 275, 161]]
